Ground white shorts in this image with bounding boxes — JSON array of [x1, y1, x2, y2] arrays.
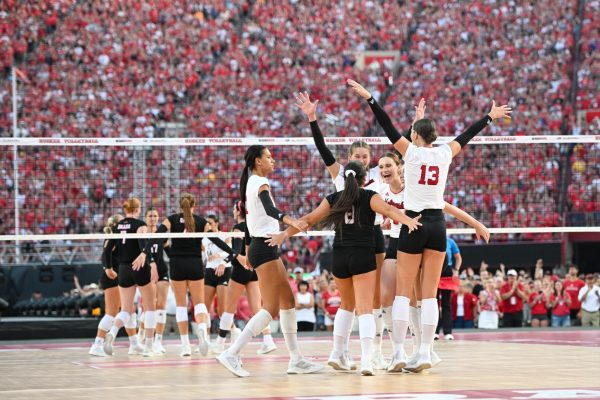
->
[[324, 315, 334, 326], [478, 310, 499, 329]]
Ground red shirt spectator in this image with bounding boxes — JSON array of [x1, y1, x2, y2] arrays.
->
[[501, 281, 526, 314], [563, 272, 585, 312], [451, 291, 478, 321]]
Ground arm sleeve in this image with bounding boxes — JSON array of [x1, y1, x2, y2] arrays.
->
[[367, 97, 402, 143], [259, 190, 286, 221], [231, 232, 244, 254], [310, 120, 336, 167], [101, 239, 116, 269], [454, 115, 492, 148], [208, 237, 236, 257]]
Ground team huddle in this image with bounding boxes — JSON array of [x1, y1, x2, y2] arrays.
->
[[88, 80, 512, 377]]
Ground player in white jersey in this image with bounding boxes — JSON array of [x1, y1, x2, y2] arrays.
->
[[348, 78, 511, 372], [216, 145, 324, 377]]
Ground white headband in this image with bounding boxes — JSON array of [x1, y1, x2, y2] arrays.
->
[[344, 169, 356, 178]]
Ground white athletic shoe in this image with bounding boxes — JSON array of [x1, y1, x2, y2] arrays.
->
[[231, 326, 241, 342], [153, 341, 167, 354], [431, 349, 442, 367], [217, 351, 250, 377], [88, 344, 107, 357], [287, 358, 324, 374], [256, 341, 277, 355], [210, 341, 225, 355], [327, 351, 352, 371], [128, 343, 145, 355], [103, 333, 115, 356], [404, 351, 432, 373], [180, 343, 192, 357], [371, 350, 387, 370], [387, 349, 407, 373], [196, 327, 209, 356], [445, 334, 454, 341], [360, 359, 374, 376], [142, 346, 157, 357]]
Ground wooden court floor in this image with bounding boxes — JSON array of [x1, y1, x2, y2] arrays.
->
[[1, 329, 599, 400]]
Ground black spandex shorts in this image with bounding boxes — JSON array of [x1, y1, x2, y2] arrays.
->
[[332, 246, 376, 279], [374, 225, 385, 254], [170, 256, 204, 281], [118, 262, 151, 288], [204, 267, 232, 287], [397, 209, 446, 254], [385, 237, 399, 260], [248, 237, 279, 268], [230, 262, 258, 285], [100, 271, 118, 290]]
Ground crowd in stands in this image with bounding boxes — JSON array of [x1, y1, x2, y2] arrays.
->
[[0, 0, 596, 238]]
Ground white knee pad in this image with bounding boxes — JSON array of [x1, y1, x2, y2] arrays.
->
[[125, 312, 137, 329], [421, 298, 439, 326], [247, 309, 273, 336], [194, 303, 208, 316], [176, 306, 188, 323], [98, 315, 114, 332], [279, 308, 298, 334], [156, 310, 167, 324], [144, 310, 157, 330], [116, 311, 131, 327]]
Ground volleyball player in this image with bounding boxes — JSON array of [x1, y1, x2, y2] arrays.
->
[[145, 208, 169, 354], [212, 201, 277, 355], [103, 198, 158, 357], [132, 193, 243, 357], [267, 161, 422, 375], [348, 78, 511, 372], [216, 145, 323, 377], [296, 91, 387, 369]]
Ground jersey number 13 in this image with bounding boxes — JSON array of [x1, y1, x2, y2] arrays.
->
[[418, 165, 439, 185]]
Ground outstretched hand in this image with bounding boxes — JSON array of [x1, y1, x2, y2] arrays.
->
[[346, 79, 372, 100], [488, 100, 513, 120], [413, 98, 426, 123], [294, 92, 319, 121]]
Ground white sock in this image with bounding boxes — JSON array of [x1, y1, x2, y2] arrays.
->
[[155, 333, 163, 344], [409, 306, 422, 352], [419, 298, 439, 355], [197, 322, 207, 341], [228, 309, 272, 355], [180, 334, 190, 347], [373, 308, 383, 352], [263, 333, 274, 344], [382, 306, 395, 352], [358, 313, 375, 365], [145, 337, 153, 350], [94, 337, 103, 346], [392, 296, 410, 352], [332, 308, 354, 357], [129, 335, 138, 345], [280, 308, 302, 362]]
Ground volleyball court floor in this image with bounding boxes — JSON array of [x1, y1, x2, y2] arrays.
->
[[1, 329, 599, 400]]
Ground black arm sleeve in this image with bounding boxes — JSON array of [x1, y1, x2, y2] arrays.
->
[[208, 237, 236, 258], [310, 120, 336, 166], [259, 190, 286, 221], [454, 115, 492, 148], [244, 224, 251, 246], [231, 231, 244, 254], [403, 126, 412, 142], [367, 97, 402, 144], [101, 239, 116, 269]]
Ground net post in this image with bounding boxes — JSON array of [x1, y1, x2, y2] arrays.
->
[[12, 67, 20, 264]]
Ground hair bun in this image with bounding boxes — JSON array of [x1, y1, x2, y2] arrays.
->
[[344, 169, 357, 178]]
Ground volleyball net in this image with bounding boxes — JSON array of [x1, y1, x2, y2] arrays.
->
[[0, 135, 598, 255]]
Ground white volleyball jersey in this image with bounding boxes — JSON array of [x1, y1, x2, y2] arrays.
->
[[246, 174, 281, 237], [333, 164, 384, 224], [403, 143, 452, 212], [202, 238, 230, 270], [380, 184, 404, 238]]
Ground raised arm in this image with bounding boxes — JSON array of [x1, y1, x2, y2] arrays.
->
[[295, 92, 341, 179], [447, 101, 513, 157], [443, 202, 490, 243]]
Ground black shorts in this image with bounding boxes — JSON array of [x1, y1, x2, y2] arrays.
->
[[531, 313, 548, 321], [397, 209, 446, 254], [100, 271, 118, 290], [374, 225, 385, 254], [230, 262, 258, 285], [332, 246, 376, 279], [170, 256, 204, 281], [205, 267, 232, 287], [248, 237, 279, 268], [385, 237, 399, 260], [157, 262, 169, 282], [118, 263, 151, 288]]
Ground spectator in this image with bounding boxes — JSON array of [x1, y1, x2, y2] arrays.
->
[[452, 281, 478, 329], [529, 280, 550, 327], [436, 235, 462, 340], [313, 278, 329, 331], [472, 269, 489, 297], [578, 274, 600, 327], [320, 280, 341, 332], [500, 269, 528, 327], [549, 280, 572, 327], [563, 264, 585, 325], [478, 279, 501, 329], [293, 267, 305, 290], [295, 280, 316, 332]]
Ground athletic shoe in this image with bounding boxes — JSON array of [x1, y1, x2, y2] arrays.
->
[[128, 343, 145, 355], [103, 333, 115, 356], [142, 347, 156, 357], [404, 351, 432, 373], [210, 341, 225, 355], [88, 344, 107, 357], [445, 334, 454, 341], [387, 350, 407, 373], [346, 351, 358, 370], [327, 351, 352, 371], [153, 341, 167, 354], [371, 350, 387, 370], [360, 359, 374, 376], [433, 334, 440, 341], [196, 326, 209, 356], [431, 349, 442, 367], [180, 343, 192, 357], [217, 351, 250, 377], [256, 342, 277, 355], [231, 326, 241, 342], [287, 358, 324, 374]]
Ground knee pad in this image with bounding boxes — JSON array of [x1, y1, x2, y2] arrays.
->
[[279, 308, 298, 334], [125, 312, 137, 329], [98, 315, 114, 332], [247, 309, 272, 336], [144, 310, 157, 330], [176, 306, 188, 323], [194, 303, 208, 316], [116, 311, 131, 327], [421, 298, 439, 326], [156, 310, 167, 324]]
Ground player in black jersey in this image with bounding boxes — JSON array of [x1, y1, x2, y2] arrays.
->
[[132, 193, 244, 357], [144, 208, 169, 354], [267, 161, 422, 376], [212, 201, 277, 355], [102, 198, 158, 357]]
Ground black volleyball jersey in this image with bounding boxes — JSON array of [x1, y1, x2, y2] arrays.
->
[[167, 213, 209, 257], [101, 239, 120, 269], [112, 217, 146, 263], [232, 222, 247, 256], [146, 236, 166, 270], [325, 189, 377, 248]]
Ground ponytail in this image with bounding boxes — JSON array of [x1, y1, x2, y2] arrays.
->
[[321, 161, 366, 228], [240, 166, 250, 204], [180, 193, 196, 232], [122, 198, 141, 214], [240, 145, 267, 206], [103, 214, 122, 234]]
